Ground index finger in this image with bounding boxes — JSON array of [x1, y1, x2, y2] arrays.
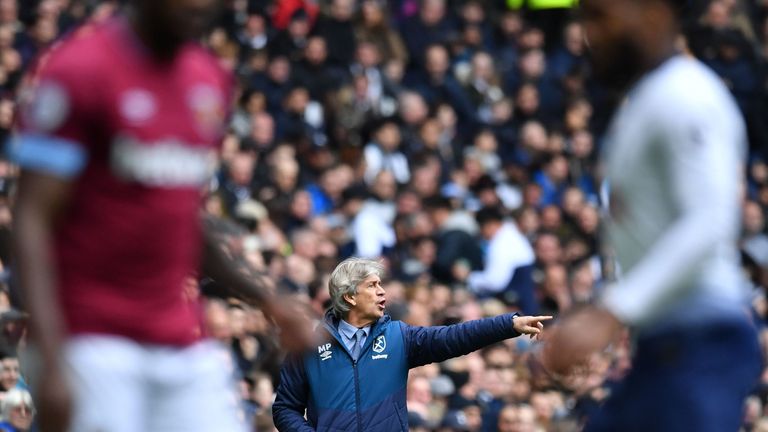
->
[[529, 315, 554, 321]]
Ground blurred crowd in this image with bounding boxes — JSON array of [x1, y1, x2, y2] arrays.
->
[[0, 0, 765, 431]]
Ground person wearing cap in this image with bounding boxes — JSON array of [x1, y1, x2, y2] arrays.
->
[[273, 257, 551, 431]]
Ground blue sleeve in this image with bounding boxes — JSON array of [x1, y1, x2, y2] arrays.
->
[[272, 355, 316, 432], [401, 314, 520, 368], [8, 133, 88, 178]]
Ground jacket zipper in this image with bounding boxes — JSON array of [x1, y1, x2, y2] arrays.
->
[[353, 360, 362, 432], [321, 316, 388, 432]]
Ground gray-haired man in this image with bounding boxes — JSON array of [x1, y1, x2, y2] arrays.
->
[[274, 257, 551, 431]]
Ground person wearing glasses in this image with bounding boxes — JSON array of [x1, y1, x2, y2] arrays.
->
[[0, 388, 34, 432]]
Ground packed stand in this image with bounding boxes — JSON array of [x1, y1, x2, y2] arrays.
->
[[0, 0, 765, 430]]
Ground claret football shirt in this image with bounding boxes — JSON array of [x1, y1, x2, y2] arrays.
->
[[13, 17, 231, 345]]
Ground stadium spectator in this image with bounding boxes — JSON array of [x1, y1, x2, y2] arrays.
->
[[424, 196, 483, 284], [0, 388, 33, 432], [235, 5, 271, 53], [352, 170, 397, 258], [455, 206, 537, 314], [406, 44, 477, 130], [497, 403, 538, 432], [399, 0, 454, 68], [314, 0, 357, 67], [291, 35, 340, 103], [352, 42, 394, 109], [464, 129, 503, 179], [270, 9, 312, 62], [355, 0, 409, 66], [363, 118, 410, 184], [743, 200, 768, 267], [0, 352, 19, 392]]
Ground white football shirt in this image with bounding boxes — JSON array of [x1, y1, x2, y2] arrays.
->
[[600, 55, 748, 329]]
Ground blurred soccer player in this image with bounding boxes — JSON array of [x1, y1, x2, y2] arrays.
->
[[10, 0, 313, 431], [543, 0, 761, 430]]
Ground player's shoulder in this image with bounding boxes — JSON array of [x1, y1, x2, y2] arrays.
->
[[31, 19, 116, 80], [41, 21, 115, 70], [18, 19, 116, 124], [181, 44, 233, 89], [638, 56, 735, 114], [626, 56, 745, 150]]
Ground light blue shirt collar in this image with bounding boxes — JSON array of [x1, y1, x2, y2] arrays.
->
[[338, 320, 370, 352]]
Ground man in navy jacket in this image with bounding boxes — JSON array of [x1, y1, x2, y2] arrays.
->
[[273, 258, 551, 431]]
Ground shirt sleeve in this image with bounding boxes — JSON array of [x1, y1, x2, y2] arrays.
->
[[402, 314, 520, 368], [10, 52, 98, 178], [601, 93, 745, 325]]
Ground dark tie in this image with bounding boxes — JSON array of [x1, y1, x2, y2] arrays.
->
[[351, 329, 365, 360]]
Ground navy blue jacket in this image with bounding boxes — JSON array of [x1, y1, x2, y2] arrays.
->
[[273, 311, 520, 431]]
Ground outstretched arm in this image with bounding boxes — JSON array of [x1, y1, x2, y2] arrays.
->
[[403, 314, 551, 368]]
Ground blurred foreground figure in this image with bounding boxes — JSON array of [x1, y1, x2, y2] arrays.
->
[[10, 0, 313, 431], [544, 0, 761, 430]]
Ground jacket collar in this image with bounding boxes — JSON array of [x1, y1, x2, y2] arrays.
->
[[323, 310, 390, 345], [338, 319, 370, 341]]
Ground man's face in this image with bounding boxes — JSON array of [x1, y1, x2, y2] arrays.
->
[[0, 357, 18, 390], [332, 0, 355, 21], [480, 220, 499, 241], [7, 402, 32, 430], [426, 46, 449, 77], [349, 274, 386, 322], [498, 407, 520, 432], [498, 406, 536, 432], [580, 0, 644, 89], [463, 405, 482, 430], [421, 0, 445, 25], [407, 376, 432, 403], [305, 37, 327, 65], [0, 0, 16, 24], [744, 203, 765, 234], [372, 171, 397, 201]]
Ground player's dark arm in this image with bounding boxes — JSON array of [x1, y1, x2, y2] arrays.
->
[[273, 354, 316, 431], [199, 215, 315, 351], [12, 171, 73, 371], [12, 170, 74, 432], [199, 216, 275, 308]]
